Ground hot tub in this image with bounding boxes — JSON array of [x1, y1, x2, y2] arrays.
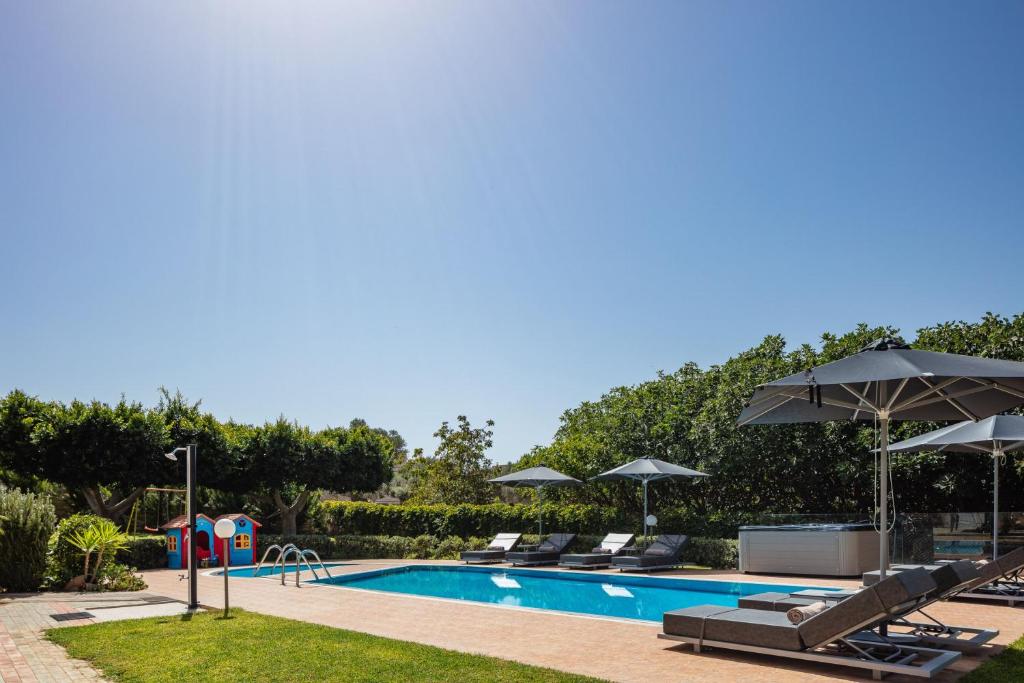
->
[[739, 523, 880, 577]]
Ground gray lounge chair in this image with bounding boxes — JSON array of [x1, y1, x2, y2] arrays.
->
[[505, 533, 576, 566], [559, 533, 635, 569], [955, 547, 1024, 606], [740, 561, 998, 653], [611, 534, 688, 572], [459, 533, 522, 564], [660, 568, 961, 679], [862, 547, 1024, 606]]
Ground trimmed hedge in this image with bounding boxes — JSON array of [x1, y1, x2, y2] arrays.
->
[[319, 502, 621, 538], [0, 487, 56, 592], [684, 537, 738, 569], [260, 533, 738, 568], [121, 536, 167, 570], [318, 501, 753, 540]]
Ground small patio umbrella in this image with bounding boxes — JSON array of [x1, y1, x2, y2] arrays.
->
[[737, 337, 1024, 580], [592, 456, 708, 539], [885, 414, 1024, 561], [489, 466, 580, 537]]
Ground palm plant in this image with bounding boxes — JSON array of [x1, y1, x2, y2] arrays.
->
[[67, 519, 129, 582], [91, 519, 129, 578], [67, 526, 101, 579]]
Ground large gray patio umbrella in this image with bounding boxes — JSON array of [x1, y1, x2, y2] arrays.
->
[[489, 466, 580, 537], [885, 414, 1024, 561], [592, 456, 708, 539], [737, 337, 1024, 580]]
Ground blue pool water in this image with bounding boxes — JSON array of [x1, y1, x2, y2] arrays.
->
[[216, 562, 348, 578], [314, 565, 834, 622], [935, 541, 984, 555]]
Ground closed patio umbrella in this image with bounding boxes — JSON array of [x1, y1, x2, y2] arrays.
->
[[737, 337, 1024, 580], [592, 456, 708, 540], [489, 466, 580, 537], [885, 414, 1024, 561]]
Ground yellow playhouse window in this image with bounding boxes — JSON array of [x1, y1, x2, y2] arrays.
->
[[167, 535, 177, 551], [234, 533, 251, 550]]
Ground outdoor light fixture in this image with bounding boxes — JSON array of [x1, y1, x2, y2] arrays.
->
[[214, 517, 236, 618], [166, 444, 199, 610]]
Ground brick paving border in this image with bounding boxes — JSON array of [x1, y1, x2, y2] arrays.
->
[[0, 592, 172, 683]]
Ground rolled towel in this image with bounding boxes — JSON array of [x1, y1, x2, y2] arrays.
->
[[787, 601, 828, 625]]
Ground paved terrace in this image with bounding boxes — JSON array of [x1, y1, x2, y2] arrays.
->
[[0, 592, 190, 682], [137, 561, 1024, 683]]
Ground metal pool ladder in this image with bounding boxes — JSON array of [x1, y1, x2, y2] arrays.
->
[[254, 543, 333, 586]]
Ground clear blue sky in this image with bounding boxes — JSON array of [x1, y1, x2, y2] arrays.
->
[[2, 2, 1022, 463]]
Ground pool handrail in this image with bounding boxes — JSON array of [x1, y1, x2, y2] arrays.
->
[[300, 549, 333, 580], [255, 543, 299, 576]]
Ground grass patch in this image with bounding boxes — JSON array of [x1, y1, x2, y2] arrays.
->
[[961, 634, 1024, 683], [46, 608, 601, 682]]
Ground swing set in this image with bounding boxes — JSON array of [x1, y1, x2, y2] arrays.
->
[[125, 487, 187, 535]]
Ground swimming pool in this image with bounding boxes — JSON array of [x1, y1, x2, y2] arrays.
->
[[213, 562, 349, 578], [313, 565, 834, 622]]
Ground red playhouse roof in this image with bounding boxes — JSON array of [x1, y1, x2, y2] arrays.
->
[[161, 513, 217, 530], [216, 513, 262, 528]]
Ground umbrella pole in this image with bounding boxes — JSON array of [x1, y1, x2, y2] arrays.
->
[[878, 414, 890, 638], [879, 414, 889, 580], [538, 485, 543, 539], [993, 449, 1000, 561], [642, 479, 649, 542]]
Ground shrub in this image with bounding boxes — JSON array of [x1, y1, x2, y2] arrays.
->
[[408, 534, 439, 559], [45, 513, 107, 588], [0, 487, 56, 592], [119, 536, 167, 570], [683, 537, 738, 569], [96, 562, 147, 591]]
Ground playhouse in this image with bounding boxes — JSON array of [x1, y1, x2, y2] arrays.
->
[[161, 513, 261, 568], [162, 514, 217, 569], [214, 513, 261, 567]]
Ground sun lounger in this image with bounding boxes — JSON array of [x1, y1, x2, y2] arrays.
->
[[660, 568, 961, 679], [612, 534, 688, 572], [862, 547, 1024, 606], [505, 533, 576, 566], [956, 547, 1024, 606], [740, 561, 998, 652], [559, 533, 635, 569], [459, 533, 522, 564]]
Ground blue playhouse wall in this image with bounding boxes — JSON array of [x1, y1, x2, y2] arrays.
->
[[225, 515, 258, 566], [165, 515, 218, 569]]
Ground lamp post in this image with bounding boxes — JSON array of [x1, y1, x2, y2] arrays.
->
[[165, 444, 198, 610], [213, 518, 236, 618]]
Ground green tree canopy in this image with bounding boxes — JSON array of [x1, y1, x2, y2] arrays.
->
[[516, 313, 1024, 523], [238, 418, 394, 535], [406, 416, 498, 505], [0, 394, 171, 521]]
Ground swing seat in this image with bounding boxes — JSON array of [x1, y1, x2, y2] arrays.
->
[[143, 526, 160, 533]]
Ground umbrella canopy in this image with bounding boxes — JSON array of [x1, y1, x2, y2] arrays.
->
[[885, 414, 1024, 560], [593, 457, 708, 539], [489, 466, 580, 537], [738, 337, 1024, 579]]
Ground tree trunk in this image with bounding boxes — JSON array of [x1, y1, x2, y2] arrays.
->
[[273, 489, 310, 537], [81, 485, 146, 524]]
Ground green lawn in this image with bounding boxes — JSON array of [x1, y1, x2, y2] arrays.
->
[[961, 634, 1024, 683], [47, 609, 601, 683]]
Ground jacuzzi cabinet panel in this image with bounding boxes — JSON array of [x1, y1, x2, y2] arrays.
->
[[739, 525, 881, 577]]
